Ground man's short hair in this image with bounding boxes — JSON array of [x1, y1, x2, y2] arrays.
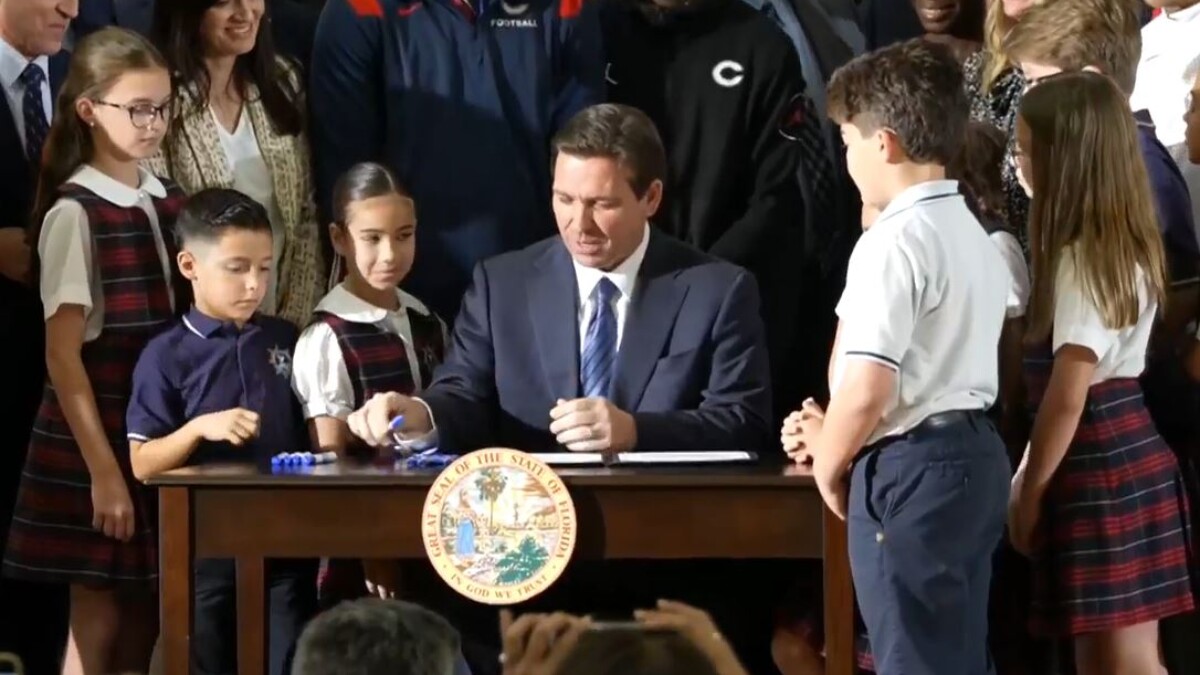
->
[[1003, 0, 1143, 95], [825, 39, 967, 165], [551, 103, 667, 198], [291, 599, 461, 675], [174, 188, 272, 250]]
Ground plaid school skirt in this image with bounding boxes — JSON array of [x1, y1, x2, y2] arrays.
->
[[3, 338, 158, 586], [1026, 375, 1195, 636]]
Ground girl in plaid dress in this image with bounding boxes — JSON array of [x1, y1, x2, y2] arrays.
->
[[292, 162, 448, 607], [1010, 71, 1194, 674], [1, 28, 183, 673]]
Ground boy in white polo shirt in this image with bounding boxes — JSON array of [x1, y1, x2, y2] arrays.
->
[[782, 39, 1011, 675]]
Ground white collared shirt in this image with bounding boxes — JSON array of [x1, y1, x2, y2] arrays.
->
[[572, 223, 650, 355], [291, 283, 448, 421], [833, 180, 1009, 445], [38, 165, 174, 342], [0, 36, 51, 157]]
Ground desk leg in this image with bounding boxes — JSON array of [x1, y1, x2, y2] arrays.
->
[[823, 508, 855, 675], [236, 557, 267, 675], [160, 487, 193, 675]]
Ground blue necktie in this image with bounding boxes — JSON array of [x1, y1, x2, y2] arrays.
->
[[19, 63, 48, 165], [580, 278, 618, 399]]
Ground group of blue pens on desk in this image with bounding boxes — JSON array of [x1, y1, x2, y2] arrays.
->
[[270, 416, 455, 471]]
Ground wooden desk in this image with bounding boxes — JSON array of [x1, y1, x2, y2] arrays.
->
[[149, 461, 854, 675]]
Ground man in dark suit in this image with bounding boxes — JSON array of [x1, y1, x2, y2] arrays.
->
[[348, 103, 772, 457], [73, 0, 153, 38], [0, 3, 75, 671]]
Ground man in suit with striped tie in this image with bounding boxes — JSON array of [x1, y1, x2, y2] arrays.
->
[[0, 3, 77, 673], [347, 103, 772, 458]]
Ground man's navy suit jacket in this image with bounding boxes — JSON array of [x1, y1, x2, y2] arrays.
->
[[422, 230, 773, 454], [0, 49, 68, 549]]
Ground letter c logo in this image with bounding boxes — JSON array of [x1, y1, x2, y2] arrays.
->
[[712, 60, 745, 88]]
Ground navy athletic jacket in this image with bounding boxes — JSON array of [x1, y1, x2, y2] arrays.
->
[[311, 0, 604, 319]]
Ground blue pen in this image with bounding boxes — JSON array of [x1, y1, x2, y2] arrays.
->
[[310, 451, 338, 465]]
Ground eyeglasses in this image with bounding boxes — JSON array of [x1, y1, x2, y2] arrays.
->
[[93, 99, 172, 129]]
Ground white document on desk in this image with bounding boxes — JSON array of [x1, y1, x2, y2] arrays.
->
[[529, 451, 754, 465]]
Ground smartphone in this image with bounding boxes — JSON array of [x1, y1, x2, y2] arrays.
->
[[588, 620, 672, 633]]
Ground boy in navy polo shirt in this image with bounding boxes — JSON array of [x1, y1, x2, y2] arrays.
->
[[126, 189, 316, 675], [783, 40, 1011, 675]]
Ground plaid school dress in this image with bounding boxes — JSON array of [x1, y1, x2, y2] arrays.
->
[[1023, 342, 1195, 636], [2, 180, 186, 586], [310, 304, 446, 605], [312, 308, 445, 406]]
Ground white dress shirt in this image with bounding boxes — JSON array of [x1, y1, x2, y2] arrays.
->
[[38, 166, 175, 342], [572, 223, 650, 355], [292, 284, 447, 421], [0, 36, 51, 158]]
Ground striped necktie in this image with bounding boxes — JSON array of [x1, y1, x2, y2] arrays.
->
[[580, 278, 618, 399], [19, 63, 49, 165]]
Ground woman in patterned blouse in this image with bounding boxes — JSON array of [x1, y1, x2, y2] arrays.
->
[[962, 0, 1054, 248], [147, 0, 327, 327]]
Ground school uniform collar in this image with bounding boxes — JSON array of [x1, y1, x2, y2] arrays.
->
[[573, 223, 650, 305], [875, 180, 961, 226], [0, 36, 48, 93], [68, 164, 167, 207], [182, 306, 261, 338], [314, 283, 433, 324], [1164, 2, 1200, 22]]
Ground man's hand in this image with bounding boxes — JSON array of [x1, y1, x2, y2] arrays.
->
[[347, 392, 431, 447], [192, 408, 260, 446], [549, 398, 636, 453], [499, 610, 590, 675], [0, 228, 31, 284]]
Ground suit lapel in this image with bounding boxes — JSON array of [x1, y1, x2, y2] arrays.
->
[[612, 231, 686, 411], [528, 244, 581, 401]]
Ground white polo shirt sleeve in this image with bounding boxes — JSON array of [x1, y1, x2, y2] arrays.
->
[[835, 227, 921, 371], [291, 321, 356, 421], [989, 230, 1030, 318], [1052, 252, 1116, 360]]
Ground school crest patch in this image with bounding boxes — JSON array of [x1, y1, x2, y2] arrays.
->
[[268, 345, 292, 378], [421, 449, 577, 605]]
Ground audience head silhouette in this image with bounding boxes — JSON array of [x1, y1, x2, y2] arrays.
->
[[291, 599, 462, 675], [550, 103, 666, 271], [552, 628, 722, 675]]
